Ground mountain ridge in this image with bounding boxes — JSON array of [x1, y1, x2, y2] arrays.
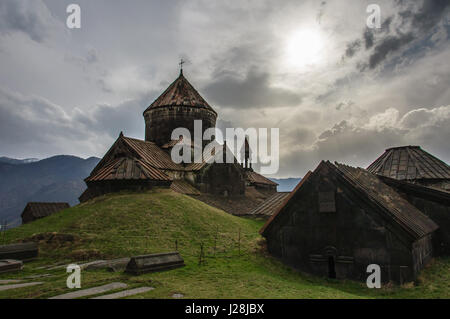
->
[[0, 155, 100, 226]]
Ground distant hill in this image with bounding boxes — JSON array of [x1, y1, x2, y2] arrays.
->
[[0, 155, 100, 227], [0, 157, 39, 165], [270, 177, 302, 192]]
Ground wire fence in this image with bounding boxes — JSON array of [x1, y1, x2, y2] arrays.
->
[[0, 223, 265, 265]]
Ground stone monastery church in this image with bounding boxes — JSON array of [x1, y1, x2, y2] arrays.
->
[[80, 69, 277, 204]]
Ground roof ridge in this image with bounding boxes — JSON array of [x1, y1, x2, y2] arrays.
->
[[143, 73, 216, 114], [335, 162, 438, 239], [367, 146, 450, 180]]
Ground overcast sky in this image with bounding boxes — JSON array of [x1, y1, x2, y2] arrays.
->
[[0, 0, 449, 177]]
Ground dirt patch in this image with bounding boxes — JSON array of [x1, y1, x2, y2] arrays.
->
[[21, 232, 81, 246], [68, 249, 103, 261]]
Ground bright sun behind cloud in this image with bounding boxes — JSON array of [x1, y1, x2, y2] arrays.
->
[[284, 28, 325, 70]]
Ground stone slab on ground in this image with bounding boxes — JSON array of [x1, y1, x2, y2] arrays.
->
[[0, 259, 23, 274], [84, 258, 130, 272], [91, 287, 154, 299], [0, 279, 22, 284], [0, 282, 43, 291], [48, 282, 127, 299], [24, 273, 53, 279]]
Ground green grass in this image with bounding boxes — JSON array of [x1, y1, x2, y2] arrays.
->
[[0, 188, 449, 299]]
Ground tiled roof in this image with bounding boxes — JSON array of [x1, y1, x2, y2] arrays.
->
[[247, 192, 290, 216], [170, 180, 201, 195], [335, 162, 438, 240], [85, 157, 171, 182], [367, 146, 450, 181], [261, 162, 439, 240], [122, 136, 183, 171], [246, 171, 278, 186], [88, 134, 243, 184], [144, 72, 216, 114], [21, 202, 70, 219]]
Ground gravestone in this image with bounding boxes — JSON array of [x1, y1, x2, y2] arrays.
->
[[0, 242, 38, 261], [84, 258, 131, 272], [0, 259, 23, 273], [125, 252, 185, 275]]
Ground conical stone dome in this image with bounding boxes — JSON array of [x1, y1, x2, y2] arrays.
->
[[143, 71, 217, 146]]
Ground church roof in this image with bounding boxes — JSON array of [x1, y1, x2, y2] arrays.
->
[[260, 161, 439, 240], [246, 171, 278, 186], [247, 192, 290, 217], [367, 146, 450, 181], [334, 162, 438, 240], [85, 157, 171, 182], [88, 134, 240, 181], [144, 72, 216, 114], [121, 136, 183, 171]]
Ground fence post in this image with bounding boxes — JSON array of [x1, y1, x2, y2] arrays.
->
[[238, 228, 241, 257], [214, 226, 218, 257], [198, 243, 204, 266]]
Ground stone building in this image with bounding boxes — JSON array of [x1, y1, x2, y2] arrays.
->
[[367, 146, 450, 191], [260, 161, 439, 283], [80, 70, 276, 202]]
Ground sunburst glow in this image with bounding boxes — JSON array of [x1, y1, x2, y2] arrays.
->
[[284, 29, 324, 69]]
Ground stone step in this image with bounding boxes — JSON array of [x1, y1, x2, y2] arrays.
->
[[0, 282, 43, 291], [48, 282, 127, 299], [91, 287, 154, 299]]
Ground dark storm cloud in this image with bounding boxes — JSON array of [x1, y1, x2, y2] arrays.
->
[[345, 0, 450, 70], [345, 40, 361, 58], [203, 69, 302, 109], [0, 0, 61, 42], [363, 28, 374, 49], [367, 33, 415, 69]]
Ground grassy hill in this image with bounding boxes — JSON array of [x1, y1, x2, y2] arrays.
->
[[1, 188, 449, 299]]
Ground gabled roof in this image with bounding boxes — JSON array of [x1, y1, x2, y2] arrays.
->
[[85, 157, 171, 182], [88, 134, 245, 184], [143, 72, 216, 114], [334, 162, 438, 240], [122, 136, 183, 171], [246, 171, 278, 186], [21, 202, 70, 219], [247, 192, 290, 217], [379, 175, 450, 206], [367, 146, 450, 181], [260, 161, 439, 240]]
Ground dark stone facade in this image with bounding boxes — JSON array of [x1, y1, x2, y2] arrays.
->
[[261, 162, 437, 283], [144, 106, 217, 146], [381, 178, 450, 256], [196, 162, 246, 196]]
